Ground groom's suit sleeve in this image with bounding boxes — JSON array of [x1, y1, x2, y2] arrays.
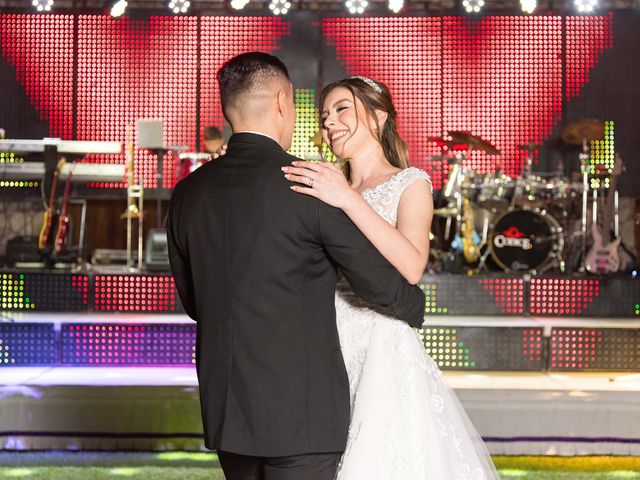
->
[[167, 181, 197, 321], [317, 202, 425, 328]]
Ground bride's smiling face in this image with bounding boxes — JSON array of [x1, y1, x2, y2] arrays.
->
[[320, 86, 379, 159]]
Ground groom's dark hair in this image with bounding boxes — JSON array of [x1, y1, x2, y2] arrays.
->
[[217, 52, 291, 122]]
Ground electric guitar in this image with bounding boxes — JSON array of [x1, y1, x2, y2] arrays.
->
[[38, 158, 65, 250], [53, 165, 73, 255], [585, 156, 623, 274]]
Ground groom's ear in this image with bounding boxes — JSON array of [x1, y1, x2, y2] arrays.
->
[[276, 89, 287, 118]]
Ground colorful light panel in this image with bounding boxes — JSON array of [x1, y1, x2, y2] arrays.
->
[[550, 327, 640, 371], [550, 328, 603, 369], [0, 323, 55, 365], [0, 151, 37, 191], [0, 14, 614, 192], [478, 277, 524, 314], [0, 273, 89, 311], [522, 328, 543, 362], [588, 120, 615, 191], [420, 283, 448, 315], [0, 14, 74, 139], [62, 323, 195, 365], [94, 274, 178, 312], [419, 327, 476, 369], [530, 278, 599, 315], [419, 276, 527, 316], [198, 17, 290, 149], [0, 181, 40, 188], [0, 152, 26, 163], [419, 326, 546, 370], [1, 273, 35, 310], [289, 88, 330, 160]]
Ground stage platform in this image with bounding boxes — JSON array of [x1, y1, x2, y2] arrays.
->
[[1, 366, 639, 456], [1, 312, 638, 371], [1, 281, 639, 455]]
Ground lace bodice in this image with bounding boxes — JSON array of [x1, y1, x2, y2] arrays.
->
[[361, 167, 433, 227], [336, 166, 432, 309]]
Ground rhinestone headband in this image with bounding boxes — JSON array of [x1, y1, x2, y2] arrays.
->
[[351, 75, 383, 94]]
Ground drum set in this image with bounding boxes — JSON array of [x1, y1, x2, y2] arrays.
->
[[432, 120, 607, 275]]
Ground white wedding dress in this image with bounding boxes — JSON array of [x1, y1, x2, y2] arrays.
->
[[335, 167, 499, 480]]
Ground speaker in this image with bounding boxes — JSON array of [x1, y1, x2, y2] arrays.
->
[[145, 228, 170, 271], [137, 119, 164, 149]]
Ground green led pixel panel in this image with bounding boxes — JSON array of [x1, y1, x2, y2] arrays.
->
[[420, 283, 448, 315], [418, 327, 475, 369], [288, 88, 336, 162], [0, 273, 35, 310]]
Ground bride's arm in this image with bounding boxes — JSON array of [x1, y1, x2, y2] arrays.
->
[[283, 161, 433, 285], [340, 180, 432, 284]]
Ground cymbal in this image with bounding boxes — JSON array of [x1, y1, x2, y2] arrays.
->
[[448, 131, 500, 155], [433, 206, 460, 217], [561, 119, 604, 145], [519, 141, 542, 152], [427, 137, 469, 151]]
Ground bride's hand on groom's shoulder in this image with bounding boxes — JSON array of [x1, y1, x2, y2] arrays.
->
[[211, 144, 228, 159], [282, 160, 358, 210]]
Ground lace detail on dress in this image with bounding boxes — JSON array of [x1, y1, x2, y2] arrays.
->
[[361, 167, 432, 226]]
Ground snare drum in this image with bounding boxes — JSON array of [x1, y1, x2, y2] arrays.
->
[[489, 209, 563, 273]]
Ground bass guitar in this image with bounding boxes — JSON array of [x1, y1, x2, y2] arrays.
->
[[585, 156, 623, 274]]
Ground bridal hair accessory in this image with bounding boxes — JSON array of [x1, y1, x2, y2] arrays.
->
[[351, 76, 383, 94]]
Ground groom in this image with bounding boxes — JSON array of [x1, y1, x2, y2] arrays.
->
[[168, 52, 425, 480]]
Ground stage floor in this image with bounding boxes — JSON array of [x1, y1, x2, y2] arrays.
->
[[1, 366, 639, 455]]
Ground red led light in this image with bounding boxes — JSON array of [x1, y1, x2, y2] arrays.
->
[[565, 14, 613, 100], [94, 275, 177, 312], [550, 328, 604, 369], [0, 14, 614, 193], [0, 14, 74, 139], [478, 278, 524, 314], [530, 278, 599, 315], [521, 328, 543, 362]]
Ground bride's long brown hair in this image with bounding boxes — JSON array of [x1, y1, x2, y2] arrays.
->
[[318, 77, 409, 181]]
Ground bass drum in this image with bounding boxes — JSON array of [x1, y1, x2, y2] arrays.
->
[[489, 209, 563, 274]]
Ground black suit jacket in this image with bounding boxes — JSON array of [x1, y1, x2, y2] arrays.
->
[[168, 133, 425, 457]]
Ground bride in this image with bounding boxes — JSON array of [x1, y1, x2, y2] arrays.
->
[[282, 76, 499, 480]]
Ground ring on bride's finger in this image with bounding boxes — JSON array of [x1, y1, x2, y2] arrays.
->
[[308, 178, 314, 188]]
